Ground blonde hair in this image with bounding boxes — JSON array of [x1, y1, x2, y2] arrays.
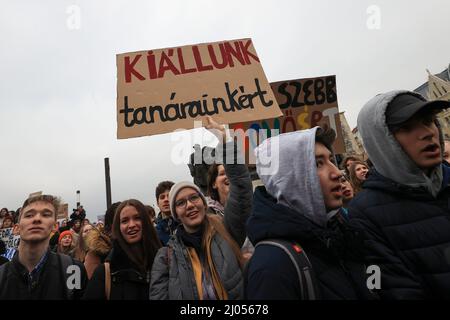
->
[[204, 215, 245, 270], [74, 223, 95, 262]]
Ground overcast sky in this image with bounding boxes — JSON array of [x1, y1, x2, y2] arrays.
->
[[1, 0, 449, 221]]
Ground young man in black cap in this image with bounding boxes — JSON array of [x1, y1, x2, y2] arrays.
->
[[350, 90, 450, 299]]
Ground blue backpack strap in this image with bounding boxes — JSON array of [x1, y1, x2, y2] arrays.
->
[[255, 239, 318, 300]]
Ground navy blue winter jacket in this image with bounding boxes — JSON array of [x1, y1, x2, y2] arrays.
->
[[245, 186, 376, 300], [155, 215, 178, 246], [348, 164, 450, 299]]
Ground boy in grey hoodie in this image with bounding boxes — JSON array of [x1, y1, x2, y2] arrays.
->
[[246, 127, 374, 300]]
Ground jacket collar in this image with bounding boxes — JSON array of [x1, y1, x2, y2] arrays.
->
[[363, 165, 450, 200]]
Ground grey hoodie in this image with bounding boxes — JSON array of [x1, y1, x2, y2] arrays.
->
[[255, 127, 328, 228], [357, 90, 443, 197]]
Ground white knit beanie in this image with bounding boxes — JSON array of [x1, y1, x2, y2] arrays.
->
[[169, 181, 207, 222]]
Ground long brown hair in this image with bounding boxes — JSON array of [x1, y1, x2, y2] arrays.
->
[[112, 199, 162, 273], [73, 223, 94, 262], [203, 215, 245, 270], [349, 160, 369, 194]]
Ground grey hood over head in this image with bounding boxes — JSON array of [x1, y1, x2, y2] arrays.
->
[[255, 127, 328, 228], [357, 90, 443, 197]]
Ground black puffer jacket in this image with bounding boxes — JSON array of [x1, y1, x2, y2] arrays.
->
[[83, 241, 150, 300], [246, 187, 376, 300], [348, 166, 450, 299]]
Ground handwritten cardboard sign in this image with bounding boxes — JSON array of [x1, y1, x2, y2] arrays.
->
[[57, 203, 68, 220], [117, 38, 282, 139], [29, 191, 42, 198], [0, 228, 20, 250], [230, 75, 345, 156]]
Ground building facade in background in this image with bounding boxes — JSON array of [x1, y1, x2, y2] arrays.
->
[[339, 112, 365, 157], [415, 64, 450, 138]]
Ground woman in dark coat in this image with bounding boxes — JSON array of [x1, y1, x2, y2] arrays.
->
[[83, 199, 161, 300]]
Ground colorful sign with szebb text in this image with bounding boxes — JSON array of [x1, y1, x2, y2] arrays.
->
[[230, 75, 345, 154], [116, 38, 282, 139], [57, 203, 68, 220]]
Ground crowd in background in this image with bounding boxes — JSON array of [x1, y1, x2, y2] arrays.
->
[[1, 91, 450, 300]]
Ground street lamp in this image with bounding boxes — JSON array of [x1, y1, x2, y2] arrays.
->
[[76, 190, 80, 208]]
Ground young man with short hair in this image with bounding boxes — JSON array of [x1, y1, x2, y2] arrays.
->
[[154, 181, 178, 246], [246, 127, 374, 300], [0, 195, 87, 300], [349, 91, 450, 299]]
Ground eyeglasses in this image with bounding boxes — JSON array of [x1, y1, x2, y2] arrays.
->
[[175, 194, 202, 209]]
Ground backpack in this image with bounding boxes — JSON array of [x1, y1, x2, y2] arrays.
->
[[245, 239, 319, 300], [58, 253, 76, 300], [0, 252, 77, 299]]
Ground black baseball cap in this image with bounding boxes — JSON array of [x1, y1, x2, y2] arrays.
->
[[386, 93, 450, 130]]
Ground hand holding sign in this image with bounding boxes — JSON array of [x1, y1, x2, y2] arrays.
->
[[205, 116, 227, 144]]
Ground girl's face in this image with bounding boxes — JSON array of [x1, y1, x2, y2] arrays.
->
[[175, 188, 206, 233], [345, 160, 355, 172], [2, 219, 13, 228], [341, 179, 354, 201], [61, 235, 72, 247], [444, 141, 450, 162], [119, 205, 143, 244], [213, 165, 230, 202], [82, 224, 93, 238], [355, 164, 369, 181]]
